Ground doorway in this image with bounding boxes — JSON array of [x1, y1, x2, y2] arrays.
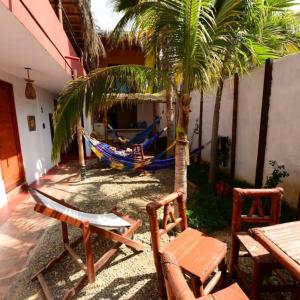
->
[[0, 80, 25, 191]]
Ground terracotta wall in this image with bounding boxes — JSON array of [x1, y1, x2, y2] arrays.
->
[[189, 52, 300, 208], [101, 47, 145, 66]]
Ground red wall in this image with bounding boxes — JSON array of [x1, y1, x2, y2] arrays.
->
[[1, 0, 84, 76]]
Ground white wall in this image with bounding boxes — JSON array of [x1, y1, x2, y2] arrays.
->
[[189, 52, 300, 208], [0, 69, 55, 187]]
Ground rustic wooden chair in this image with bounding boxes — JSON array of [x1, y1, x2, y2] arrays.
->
[[229, 187, 296, 300], [30, 188, 145, 300], [132, 144, 145, 161], [161, 250, 249, 300], [146, 192, 227, 299]]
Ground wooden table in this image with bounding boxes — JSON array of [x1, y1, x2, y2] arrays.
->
[[250, 221, 300, 282]]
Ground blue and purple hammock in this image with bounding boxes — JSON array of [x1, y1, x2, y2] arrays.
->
[[84, 133, 205, 171], [108, 116, 161, 146]]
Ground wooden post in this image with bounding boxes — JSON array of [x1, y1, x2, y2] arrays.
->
[[198, 89, 203, 161], [103, 107, 108, 143], [77, 118, 86, 180], [230, 74, 239, 179], [56, 0, 63, 23], [153, 102, 158, 152], [255, 59, 273, 187]]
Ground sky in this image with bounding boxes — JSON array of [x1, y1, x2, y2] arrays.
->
[[91, 0, 300, 32], [91, 0, 123, 32]]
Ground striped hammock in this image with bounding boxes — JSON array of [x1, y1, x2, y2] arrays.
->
[[84, 134, 205, 171]]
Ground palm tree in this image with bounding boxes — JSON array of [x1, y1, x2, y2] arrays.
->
[[208, 0, 300, 184], [52, 0, 241, 195], [112, 1, 176, 155], [110, 0, 229, 194], [74, 0, 105, 179]]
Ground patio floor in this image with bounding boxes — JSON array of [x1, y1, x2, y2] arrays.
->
[[0, 163, 79, 299]]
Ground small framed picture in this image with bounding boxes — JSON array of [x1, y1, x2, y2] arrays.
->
[[27, 115, 36, 131]]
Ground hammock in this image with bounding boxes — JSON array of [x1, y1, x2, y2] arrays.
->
[[108, 117, 161, 145], [143, 127, 167, 151], [84, 134, 205, 171]]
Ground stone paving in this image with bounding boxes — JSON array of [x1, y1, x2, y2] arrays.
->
[[0, 163, 79, 299]]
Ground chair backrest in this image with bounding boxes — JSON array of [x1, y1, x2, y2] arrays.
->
[[146, 192, 188, 297], [231, 188, 283, 234], [146, 192, 188, 253]]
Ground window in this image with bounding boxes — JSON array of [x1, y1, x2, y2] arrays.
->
[[108, 104, 137, 129]]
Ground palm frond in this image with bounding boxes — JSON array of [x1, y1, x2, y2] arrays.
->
[[52, 65, 160, 161], [78, 0, 105, 69]]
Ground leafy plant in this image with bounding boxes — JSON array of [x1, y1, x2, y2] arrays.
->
[[264, 160, 289, 188]]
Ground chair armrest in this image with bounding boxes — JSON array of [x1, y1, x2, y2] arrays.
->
[[161, 251, 196, 300]]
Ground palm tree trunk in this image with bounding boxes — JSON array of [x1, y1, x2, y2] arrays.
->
[[208, 80, 224, 184], [166, 88, 175, 156], [174, 93, 190, 194], [77, 117, 86, 180]]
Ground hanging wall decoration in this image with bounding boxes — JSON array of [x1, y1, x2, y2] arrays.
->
[[24, 67, 36, 100], [27, 116, 36, 131]]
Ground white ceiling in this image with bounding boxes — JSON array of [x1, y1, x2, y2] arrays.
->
[[0, 2, 72, 94]]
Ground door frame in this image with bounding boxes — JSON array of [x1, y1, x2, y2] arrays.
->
[[0, 80, 25, 192]]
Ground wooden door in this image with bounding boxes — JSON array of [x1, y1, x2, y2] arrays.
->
[[0, 81, 25, 191]]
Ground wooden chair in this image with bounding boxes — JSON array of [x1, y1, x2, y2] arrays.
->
[[161, 250, 249, 300], [132, 144, 145, 161], [30, 188, 145, 300], [146, 192, 227, 299], [229, 187, 296, 299]]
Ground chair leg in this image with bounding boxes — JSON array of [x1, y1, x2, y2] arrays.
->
[[250, 261, 265, 300], [154, 255, 167, 299], [229, 236, 240, 278], [82, 222, 95, 283], [191, 277, 202, 298], [61, 222, 69, 244], [219, 258, 227, 288]]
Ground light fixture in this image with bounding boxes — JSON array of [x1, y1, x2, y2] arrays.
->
[[24, 67, 36, 100]]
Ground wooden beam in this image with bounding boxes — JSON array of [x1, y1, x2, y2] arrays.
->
[[230, 74, 239, 179], [255, 59, 273, 187]]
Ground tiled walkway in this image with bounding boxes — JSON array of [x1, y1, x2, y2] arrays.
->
[[0, 163, 79, 299]]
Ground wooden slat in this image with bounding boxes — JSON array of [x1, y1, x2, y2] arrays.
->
[[64, 243, 87, 273], [37, 274, 54, 300]]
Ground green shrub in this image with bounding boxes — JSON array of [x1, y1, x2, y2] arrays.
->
[[264, 160, 289, 188]]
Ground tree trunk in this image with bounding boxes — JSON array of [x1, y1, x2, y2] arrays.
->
[[166, 88, 175, 156], [77, 117, 86, 180], [198, 89, 204, 162], [103, 107, 108, 143], [174, 93, 190, 195], [208, 80, 224, 185]]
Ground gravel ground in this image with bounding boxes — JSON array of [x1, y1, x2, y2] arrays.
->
[[6, 164, 174, 300], [6, 163, 295, 300]]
